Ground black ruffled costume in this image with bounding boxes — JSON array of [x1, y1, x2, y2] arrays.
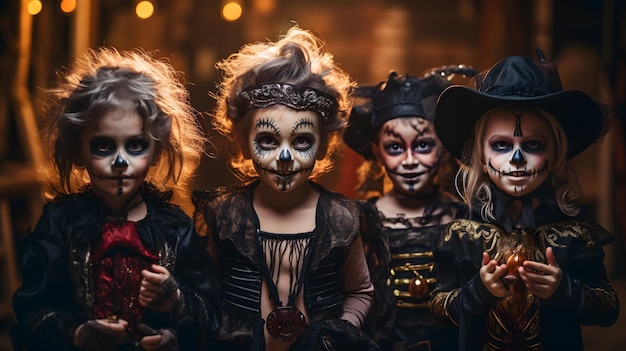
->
[[364, 191, 463, 351], [11, 183, 218, 351], [192, 181, 381, 351], [431, 186, 620, 350]]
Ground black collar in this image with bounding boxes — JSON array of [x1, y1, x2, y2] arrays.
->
[[491, 182, 555, 232]]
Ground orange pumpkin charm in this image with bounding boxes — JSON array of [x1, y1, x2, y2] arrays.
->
[[505, 249, 527, 276], [408, 276, 429, 298]]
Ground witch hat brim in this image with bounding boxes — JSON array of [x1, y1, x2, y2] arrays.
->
[[434, 57, 606, 163]]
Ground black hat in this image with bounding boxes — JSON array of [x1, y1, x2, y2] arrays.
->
[[435, 50, 607, 163], [344, 66, 477, 159]]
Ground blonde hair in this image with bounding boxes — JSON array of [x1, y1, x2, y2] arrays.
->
[[459, 104, 581, 220], [211, 25, 354, 180], [42, 48, 206, 198]]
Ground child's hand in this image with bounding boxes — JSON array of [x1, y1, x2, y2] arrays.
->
[[518, 247, 563, 299], [73, 319, 129, 350], [479, 251, 508, 297], [137, 324, 178, 351], [139, 264, 180, 312]]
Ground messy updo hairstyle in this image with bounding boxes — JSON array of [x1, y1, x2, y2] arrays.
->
[[211, 25, 354, 180], [42, 48, 206, 198]]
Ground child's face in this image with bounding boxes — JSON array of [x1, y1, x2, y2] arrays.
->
[[482, 108, 554, 197], [248, 105, 321, 192], [79, 108, 155, 205], [374, 117, 442, 196]]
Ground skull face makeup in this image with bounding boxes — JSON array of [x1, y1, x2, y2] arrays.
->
[[249, 105, 321, 192], [374, 117, 442, 196], [482, 108, 554, 196], [79, 108, 155, 208]]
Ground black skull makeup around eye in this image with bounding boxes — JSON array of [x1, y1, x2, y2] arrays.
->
[[126, 139, 149, 155], [90, 137, 116, 157]]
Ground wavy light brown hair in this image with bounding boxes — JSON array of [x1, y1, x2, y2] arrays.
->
[[42, 48, 206, 198], [211, 25, 355, 180], [459, 104, 581, 220]]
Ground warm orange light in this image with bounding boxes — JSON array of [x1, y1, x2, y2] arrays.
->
[[60, 0, 76, 13], [222, 2, 242, 22], [27, 0, 42, 15], [136, 1, 154, 19], [253, 0, 276, 14]]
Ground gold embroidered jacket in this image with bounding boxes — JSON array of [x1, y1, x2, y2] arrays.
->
[[431, 217, 619, 351]]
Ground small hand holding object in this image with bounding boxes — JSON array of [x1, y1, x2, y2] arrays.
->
[[73, 318, 129, 351], [518, 247, 563, 299], [139, 264, 180, 312], [479, 251, 508, 298], [136, 324, 179, 351]]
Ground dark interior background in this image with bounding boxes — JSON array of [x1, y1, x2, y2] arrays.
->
[[1, 1, 625, 349]]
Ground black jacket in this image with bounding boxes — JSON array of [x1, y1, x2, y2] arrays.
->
[[11, 183, 217, 351], [431, 188, 619, 351]]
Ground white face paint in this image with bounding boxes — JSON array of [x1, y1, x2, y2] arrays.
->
[[482, 108, 554, 197], [375, 117, 442, 196], [248, 105, 321, 192], [79, 109, 155, 207]]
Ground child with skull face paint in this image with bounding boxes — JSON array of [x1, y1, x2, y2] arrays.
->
[[192, 26, 380, 351], [430, 50, 620, 350], [11, 48, 216, 351], [343, 67, 476, 351]]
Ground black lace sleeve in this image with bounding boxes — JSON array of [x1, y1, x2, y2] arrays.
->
[[356, 201, 394, 341]]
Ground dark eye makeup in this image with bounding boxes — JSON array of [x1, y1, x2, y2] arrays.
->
[[89, 137, 149, 156]]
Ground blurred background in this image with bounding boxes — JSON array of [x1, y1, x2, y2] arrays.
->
[[1, 0, 625, 350]]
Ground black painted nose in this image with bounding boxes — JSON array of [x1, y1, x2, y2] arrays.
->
[[113, 154, 129, 168], [279, 149, 292, 162], [511, 149, 525, 165]]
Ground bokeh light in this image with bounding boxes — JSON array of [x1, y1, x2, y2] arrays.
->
[[27, 0, 42, 15], [222, 2, 243, 22], [136, 1, 155, 19], [60, 0, 76, 14], [253, 0, 276, 14]]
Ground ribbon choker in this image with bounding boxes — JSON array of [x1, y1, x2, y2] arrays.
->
[[237, 83, 337, 119]]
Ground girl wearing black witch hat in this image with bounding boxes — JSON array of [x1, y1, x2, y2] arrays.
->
[[343, 66, 476, 351], [431, 50, 619, 350]]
